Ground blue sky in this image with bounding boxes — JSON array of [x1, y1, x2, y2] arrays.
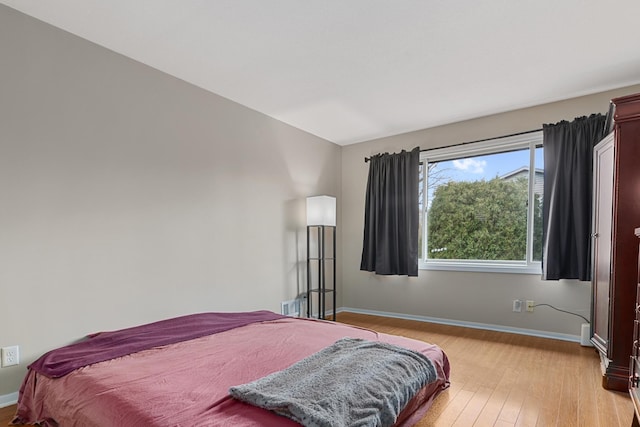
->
[[433, 147, 544, 183]]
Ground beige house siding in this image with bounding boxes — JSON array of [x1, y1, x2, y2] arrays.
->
[[501, 167, 544, 197]]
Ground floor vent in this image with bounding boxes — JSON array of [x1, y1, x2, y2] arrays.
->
[[281, 299, 300, 317]]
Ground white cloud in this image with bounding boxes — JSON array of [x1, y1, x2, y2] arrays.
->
[[452, 158, 486, 174]]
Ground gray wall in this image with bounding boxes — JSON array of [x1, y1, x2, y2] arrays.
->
[[341, 84, 640, 337], [0, 6, 341, 396]]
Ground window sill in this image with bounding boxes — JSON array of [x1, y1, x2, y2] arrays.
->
[[419, 261, 542, 275]]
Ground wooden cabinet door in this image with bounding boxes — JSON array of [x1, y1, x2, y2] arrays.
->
[[591, 133, 615, 353]]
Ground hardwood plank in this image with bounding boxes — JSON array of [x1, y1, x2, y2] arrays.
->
[[556, 345, 580, 427], [513, 335, 543, 427], [337, 312, 635, 427], [473, 364, 513, 426], [496, 369, 526, 424], [575, 347, 598, 426], [496, 339, 530, 424], [451, 385, 493, 427], [590, 348, 626, 426], [432, 389, 475, 426], [0, 404, 31, 427]]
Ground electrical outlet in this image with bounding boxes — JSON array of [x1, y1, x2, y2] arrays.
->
[[526, 300, 535, 312], [1, 346, 20, 367], [512, 299, 522, 312]]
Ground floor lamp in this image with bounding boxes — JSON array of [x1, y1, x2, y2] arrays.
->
[[306, 196, 336, 320]]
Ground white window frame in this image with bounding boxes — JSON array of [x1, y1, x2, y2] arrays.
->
[[419, 131, 543, 274]]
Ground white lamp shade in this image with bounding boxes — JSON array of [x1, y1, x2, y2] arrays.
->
[[306, 196, 336, 226]]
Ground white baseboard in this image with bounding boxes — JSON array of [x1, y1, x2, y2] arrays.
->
[[0, 391, 18, 408], [338, 307, 581, 343]]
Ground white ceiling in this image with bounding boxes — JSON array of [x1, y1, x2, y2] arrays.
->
[[3, 1, 640, 145]]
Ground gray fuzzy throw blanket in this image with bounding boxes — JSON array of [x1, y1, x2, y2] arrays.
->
[[229, 337, 437, 427]]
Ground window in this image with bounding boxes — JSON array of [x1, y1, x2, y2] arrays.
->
[[418, 131, 543, 274]]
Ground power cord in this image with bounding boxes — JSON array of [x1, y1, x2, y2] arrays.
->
[[533, 303, 589, 324]]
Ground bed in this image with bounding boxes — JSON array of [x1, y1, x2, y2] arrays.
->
[[12, 311, 450, 427]]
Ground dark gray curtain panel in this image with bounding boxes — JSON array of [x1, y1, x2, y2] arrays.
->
[[542, 114, 606, 281], [360, 147, 420, 276]]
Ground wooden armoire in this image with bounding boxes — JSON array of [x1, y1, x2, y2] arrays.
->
[[591, 92, 640, 391]]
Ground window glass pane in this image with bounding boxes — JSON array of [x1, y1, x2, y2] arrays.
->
[[426, 149, 530, 261], [532, 146, 544, 262]]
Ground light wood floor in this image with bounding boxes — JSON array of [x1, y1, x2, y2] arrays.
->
[[0, 312, 634, 426], [338, 312, 634, 427]]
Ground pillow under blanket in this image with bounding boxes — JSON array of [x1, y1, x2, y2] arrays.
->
[[229, 337, 437, 427]]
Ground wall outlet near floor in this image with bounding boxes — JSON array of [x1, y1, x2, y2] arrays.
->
[[1, 345, 20, 367], [512, 299, 522, 312], [526, 300, 535, 312]]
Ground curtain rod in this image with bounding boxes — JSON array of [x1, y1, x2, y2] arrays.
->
[[363, 128, 543, 163]]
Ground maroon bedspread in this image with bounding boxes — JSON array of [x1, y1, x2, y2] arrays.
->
[[29, 310, 285, 378]]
